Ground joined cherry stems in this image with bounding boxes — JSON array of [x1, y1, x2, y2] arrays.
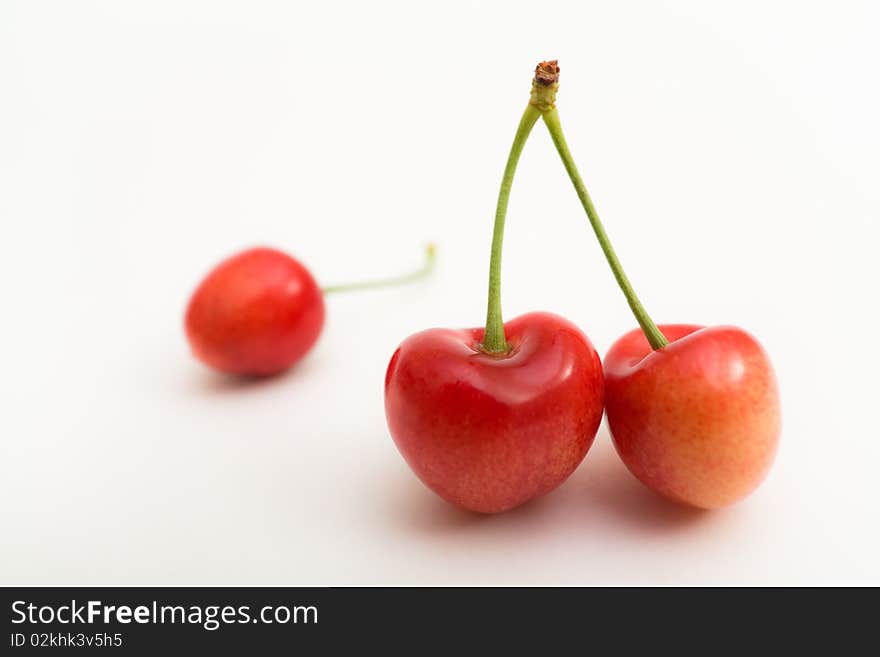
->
[[482, 61, 667, 352]]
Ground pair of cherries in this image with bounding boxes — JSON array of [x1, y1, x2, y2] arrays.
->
[[185, 62, 779, 515], [386, 62, 780, 513], [386, 318, 779, 512]]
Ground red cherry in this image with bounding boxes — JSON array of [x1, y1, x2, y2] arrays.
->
[[383, 64, 603, 513], [185, 247, 325, 376], [385, 312, 604, 514], [604, 325, 780, 509]]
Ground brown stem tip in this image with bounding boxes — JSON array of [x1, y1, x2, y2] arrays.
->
[[534, 60, 560, 87], [530, 60, 560, 111]]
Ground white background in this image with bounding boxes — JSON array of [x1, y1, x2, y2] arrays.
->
[[2, 1, 878, 585]]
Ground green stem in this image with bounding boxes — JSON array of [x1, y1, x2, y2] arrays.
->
[[321, 244, 436, 295], [482, 103, 542, 353], [541, 107, 668, 350]]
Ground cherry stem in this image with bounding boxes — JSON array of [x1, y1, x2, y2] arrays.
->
[[537, 72, 668, 350], [482, 103, 542, 353], [321, 244, 436, 295]]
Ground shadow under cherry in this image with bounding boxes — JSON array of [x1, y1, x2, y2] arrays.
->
[[374, 427, 713, 540]]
